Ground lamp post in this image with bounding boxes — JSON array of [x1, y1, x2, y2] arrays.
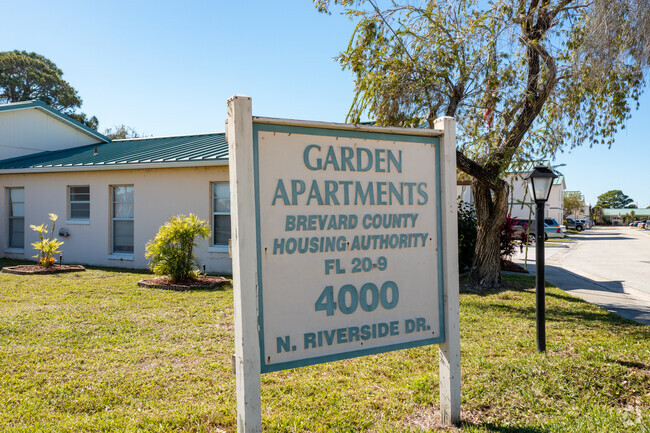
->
[[525, 166, 558, 353]]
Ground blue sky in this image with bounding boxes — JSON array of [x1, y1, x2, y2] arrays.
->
[[3, 0, 648, 207]]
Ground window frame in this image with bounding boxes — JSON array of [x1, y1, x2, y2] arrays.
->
[[7, 187, 25, 251], [109, 184, 134, 258], [67, 185, 90, 224], [209, 182, 231, 253]]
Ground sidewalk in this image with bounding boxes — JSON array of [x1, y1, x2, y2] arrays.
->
[[512, 249, 650, 326]]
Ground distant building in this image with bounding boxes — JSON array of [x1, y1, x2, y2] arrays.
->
[[601, 208, 650, 225], [457, 164, 566, 224]]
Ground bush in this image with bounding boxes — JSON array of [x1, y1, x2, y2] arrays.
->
[[458, 200, 477, 273], [499, 215, 518, 261], [145, 214, 211, 282], [30, 213, 63, 268]]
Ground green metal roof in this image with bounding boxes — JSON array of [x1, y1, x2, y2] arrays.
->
[[0, 133, 228, 170], [0, 100, 110, 143], [602, 208, 650, 217]]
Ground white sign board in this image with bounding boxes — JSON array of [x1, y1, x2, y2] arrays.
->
[[228, 96, 460, 431], [254, 121, 444, 371]]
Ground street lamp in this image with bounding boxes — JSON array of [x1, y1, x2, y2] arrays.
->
[[525, 166, 558, 353]]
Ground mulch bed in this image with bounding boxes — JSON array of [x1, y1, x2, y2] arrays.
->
[[137, 276, 229, 291], [501, 259, 529, 273], [1, 264, 86, 275]]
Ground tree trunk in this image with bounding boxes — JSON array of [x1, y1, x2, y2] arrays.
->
[[468, 177, 509, 290]]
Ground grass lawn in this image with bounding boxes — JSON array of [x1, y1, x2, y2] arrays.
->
[[1, 260, 648, 432]]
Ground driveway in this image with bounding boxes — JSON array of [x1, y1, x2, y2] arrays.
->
[[511, 226, 650, 325]]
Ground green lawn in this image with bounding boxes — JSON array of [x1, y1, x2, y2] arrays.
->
[[1, 260, 648, 432]]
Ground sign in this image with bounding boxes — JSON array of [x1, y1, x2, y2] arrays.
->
[[227, 95, 460, 431], [253, 121, 444, 371]]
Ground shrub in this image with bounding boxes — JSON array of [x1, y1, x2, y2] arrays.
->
[[30, 213, 63, 268], [500, 215, 519, 261], [458, 200, 477, 273], [145, 214, 211, 282]]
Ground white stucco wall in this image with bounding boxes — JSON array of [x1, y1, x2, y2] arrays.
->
[[507, 173, 564, 223], [547, 182, 565, 223], [457, 183, 473, 203], [507, 174, 534, 222], [457, 173, 563, 224], [0, 108, 102, 161], [0, 165, 232, 274]]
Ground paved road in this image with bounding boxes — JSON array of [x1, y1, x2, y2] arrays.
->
[[511, 226, 650, 325]]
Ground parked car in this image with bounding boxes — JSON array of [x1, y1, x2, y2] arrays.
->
[[565, 217, 584, 231], [579, 219, 592, 229], [519, 222, 564, 242], [512, 220, 530, 240], [544, 218, 566, 236]]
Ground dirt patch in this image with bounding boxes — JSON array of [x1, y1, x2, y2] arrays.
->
[[403, 405, 486, 431], [1, 264, 86, 275], [137, 276, 229, 291], [501, 259, 528, 273]]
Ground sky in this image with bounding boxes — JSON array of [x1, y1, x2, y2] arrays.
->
[[2, 0, 648, 208]]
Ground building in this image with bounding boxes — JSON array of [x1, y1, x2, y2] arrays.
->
[[457, 165, 566, 224], [601, 208, 650, 225], [0, 101, 231, 274]]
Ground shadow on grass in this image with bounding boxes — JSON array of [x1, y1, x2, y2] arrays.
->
[[0, 258, 232, 290], [462, 272, 648, 331], [471, 295, 646, 333], [146, 283, 232, 293], [462, 422, 548, 433], [612, 359, 650, 370]]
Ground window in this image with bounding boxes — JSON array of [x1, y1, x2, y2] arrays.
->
[[212, 182, 231, 246], [7, 187, 25, 249], [111, 185, 134, 254], [68, 186, 90, 220]]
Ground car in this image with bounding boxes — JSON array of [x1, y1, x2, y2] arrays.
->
[[515, 221, 564, 243], [566, 217, 584, 231], [544, 218, 566, 236], [579, 219, 592, 229], [512, 220, 531, 241]]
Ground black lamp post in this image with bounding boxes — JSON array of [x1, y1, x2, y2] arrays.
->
[[525, 166, 558, 353]]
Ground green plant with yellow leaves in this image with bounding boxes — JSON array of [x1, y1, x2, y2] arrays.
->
[[30, 213, 64, 268], [145, 214, 211, 282]]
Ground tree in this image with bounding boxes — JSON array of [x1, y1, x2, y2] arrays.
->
[[0, 50, 98, 129], [563, 192, 585, 218], [591, 205, 603, 224], [623, 209, 637, 224], [316, 0, 650, 289], [596, 190, 635, 208], [104, 125, 143, 140], [68, 113, 99, 131]]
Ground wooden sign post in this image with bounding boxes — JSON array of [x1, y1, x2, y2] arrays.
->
[[228, 95, 460, 432]]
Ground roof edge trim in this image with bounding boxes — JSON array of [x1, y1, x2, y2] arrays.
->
[[0, 159, 228, 174], [112, 132, 222, 142]]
